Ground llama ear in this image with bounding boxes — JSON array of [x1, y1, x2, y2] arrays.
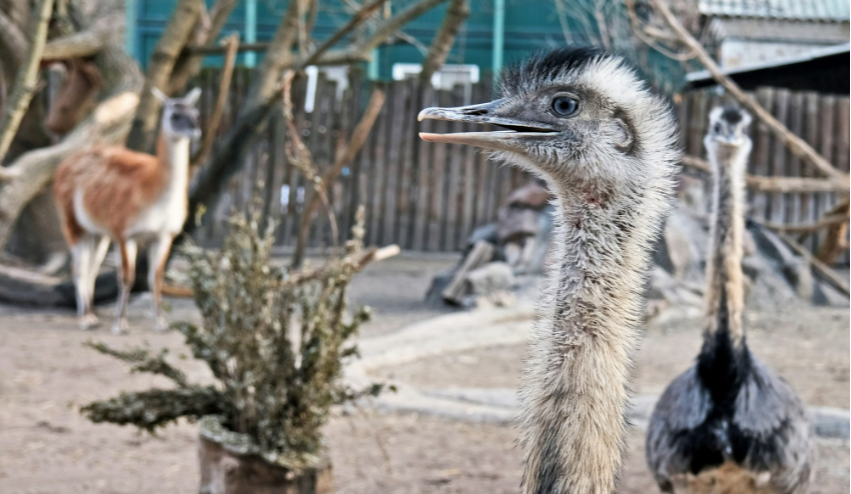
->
[[183, 87, 202, 106], [151, 86, 169, 103]]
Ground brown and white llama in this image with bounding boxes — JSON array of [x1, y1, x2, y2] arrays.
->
[[54, 87, 201, 334]]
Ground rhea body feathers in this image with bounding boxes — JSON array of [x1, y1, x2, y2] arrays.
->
[[645, 107, 814, 493], [420, 47, 680, 494]]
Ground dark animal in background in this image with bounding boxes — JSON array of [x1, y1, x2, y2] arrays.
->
[[646, 106, 814, 494]]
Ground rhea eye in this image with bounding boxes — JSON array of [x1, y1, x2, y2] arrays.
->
[[552, 96, 579, 117], [714, 123, 722, 134]]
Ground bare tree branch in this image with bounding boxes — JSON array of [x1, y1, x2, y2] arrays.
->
[[648, 0, 849, 185], [758, 213, 850, 235], [682, 156, 848, 193], [0, 0, 54, 163], [41, 30, 103, 60], [243, 0, 300, 112], [167, 0, 238, 95], [126, 0, 204, 153], [302, 0, 387, 68], [191, 34, 239, 169], [420, 0, 468, 83], [355, 0, 447, 55]]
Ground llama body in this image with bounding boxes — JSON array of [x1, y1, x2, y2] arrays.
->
[[54, 88, 201, 333]]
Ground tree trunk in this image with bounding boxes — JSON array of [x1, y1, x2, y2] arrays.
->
[[198, 436, 333, 494], [0, 0, 55, 161], [167, 0, 239, 95], [419, 0, 468, 83]]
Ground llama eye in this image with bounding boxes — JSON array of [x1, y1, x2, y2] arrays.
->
[[552, 96, 579, 117]]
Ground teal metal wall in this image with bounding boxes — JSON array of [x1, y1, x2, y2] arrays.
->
[[130, 0, 578, 79]]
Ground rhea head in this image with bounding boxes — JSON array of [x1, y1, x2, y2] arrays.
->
[[704, 106, 752, 172], [418, 46, 680, 190]]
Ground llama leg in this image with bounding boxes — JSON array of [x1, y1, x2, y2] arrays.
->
[[147, 233, 174, 332], [79, 235, 110, 326], [112, 239, 137, 335], [72, 235, 99, 329]]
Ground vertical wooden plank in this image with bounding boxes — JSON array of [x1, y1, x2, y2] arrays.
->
[[473, 88, 491, 233], [311, 77, 337, 250], [460, 106, 478, 247], [381, 80, 405, 246], [687, 91, 708, 159], [368, 81, 389, 246], [835, 97, 850, 264], [816, 95, 837, 254], [484, 144, 500, 224], [343, 73, 364, 242], [751, 87, 774, 221], [443, 85, 466, 251], [785, 92, 805, 225], [676, 91, 689, 152], [428, 89, 450, 251], [769, 89, 789, 224], [412, 83, 436, 251], [329, 82, 351, 246], [802, 92, 821, 252], [394, 78, 416, 249]]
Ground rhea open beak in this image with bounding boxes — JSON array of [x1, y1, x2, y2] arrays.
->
[[418, 99, 558, 152]]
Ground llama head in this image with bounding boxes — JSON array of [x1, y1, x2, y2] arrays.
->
[[152, 87, 202, 141]]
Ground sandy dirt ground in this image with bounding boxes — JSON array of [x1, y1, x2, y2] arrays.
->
[[0, 254, 847, 493]]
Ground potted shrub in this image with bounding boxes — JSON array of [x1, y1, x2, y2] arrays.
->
[[81, 207, 389, 494]]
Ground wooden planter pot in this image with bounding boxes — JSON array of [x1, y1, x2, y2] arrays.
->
[[198, 417, 333, 494]]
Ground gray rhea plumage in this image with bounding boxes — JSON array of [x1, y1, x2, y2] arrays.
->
[[418, 47, 681, 494], [646, 106, 814, 494]]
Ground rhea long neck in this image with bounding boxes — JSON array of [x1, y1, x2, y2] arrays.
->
[[520, 173, 668, 494], [703, 142, 748, 347]]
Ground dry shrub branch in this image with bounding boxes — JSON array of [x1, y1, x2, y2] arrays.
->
[[81, 203, 387, 470]]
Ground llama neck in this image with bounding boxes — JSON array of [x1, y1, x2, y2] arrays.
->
[[703, 144, 747, 345], [520, 177, 669, 494], [156, 132, 191, 194]]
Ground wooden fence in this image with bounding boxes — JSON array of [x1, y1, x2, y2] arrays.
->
[[189, 69, 849, 262]]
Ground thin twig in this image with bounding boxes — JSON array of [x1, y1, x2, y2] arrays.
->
[[303, 0, 386, 67]]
